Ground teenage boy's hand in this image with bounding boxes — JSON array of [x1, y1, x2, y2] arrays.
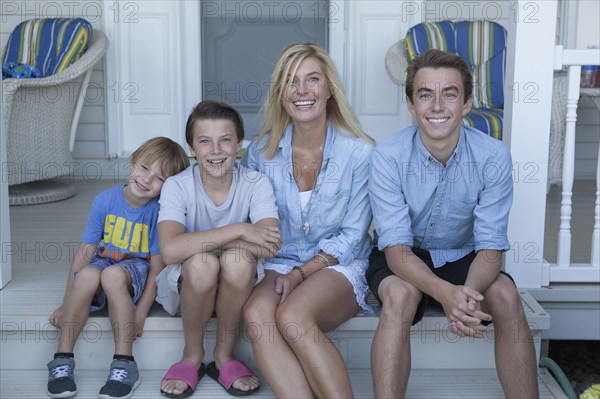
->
[[241, 223, 282, 251], [439, 285, 491, 338]]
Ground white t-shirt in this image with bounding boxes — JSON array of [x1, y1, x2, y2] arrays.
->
[[158, 162, 279, 230]]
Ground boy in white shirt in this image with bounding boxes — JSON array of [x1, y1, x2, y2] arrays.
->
[[157, 100, 280, 398]]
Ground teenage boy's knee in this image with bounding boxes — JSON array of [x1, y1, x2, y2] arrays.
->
[[486, 277, 521, 312], [378, 277, 422, 321], [181, 253, 220, 287], [220, 261, 256, 289]]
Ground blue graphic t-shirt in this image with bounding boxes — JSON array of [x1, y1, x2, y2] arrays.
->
[[81, 185, 160, 261]]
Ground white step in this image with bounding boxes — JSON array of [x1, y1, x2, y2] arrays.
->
[[1, 290, 549, 371], [0, 368, 567, 399]]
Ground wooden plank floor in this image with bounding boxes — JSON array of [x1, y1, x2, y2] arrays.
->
[[0, 368, 567, 399]]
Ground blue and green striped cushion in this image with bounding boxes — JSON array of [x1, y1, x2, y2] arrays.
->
[[2, 18, 92, 78], [463, 107, 503, 140], [405, 21, 456, 61], [456, 21, 507, 109]]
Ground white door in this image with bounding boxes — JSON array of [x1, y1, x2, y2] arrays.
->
[[103, 1, 186, 157]]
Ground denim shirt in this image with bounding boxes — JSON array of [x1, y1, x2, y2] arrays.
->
[[369, 125, 513, 268], [243, 123, 373, 267]]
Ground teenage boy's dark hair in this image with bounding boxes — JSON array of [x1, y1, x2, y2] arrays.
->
[[405, 49, 473, 104], [185, 100, 245, 146]]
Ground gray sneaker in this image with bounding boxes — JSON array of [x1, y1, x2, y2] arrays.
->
[[98, 359, 140, 399], [47, 357, 77, 398]]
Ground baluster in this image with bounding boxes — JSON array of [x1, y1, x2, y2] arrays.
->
[[592, 143, 600, 267], [557, 65, 581, 267]]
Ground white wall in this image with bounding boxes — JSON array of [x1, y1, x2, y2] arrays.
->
[[575, 0, 600, 49], [1, 0, 107, 160]]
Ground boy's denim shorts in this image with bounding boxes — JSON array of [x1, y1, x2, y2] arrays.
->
[[82, 255, 150, 312]]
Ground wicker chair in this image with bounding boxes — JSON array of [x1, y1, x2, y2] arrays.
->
[[3, 29, 108, 187]]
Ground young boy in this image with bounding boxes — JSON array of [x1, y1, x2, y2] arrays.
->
[[157, 100, 280, 398], [47, 137, 190, 399]]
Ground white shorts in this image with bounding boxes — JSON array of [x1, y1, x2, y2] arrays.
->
[[155, 260, 265, 316], [262, 258, 374, 315]]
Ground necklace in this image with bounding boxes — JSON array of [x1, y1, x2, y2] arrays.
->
[[291, 129, 327, 235], [300, 147, 323, 170]]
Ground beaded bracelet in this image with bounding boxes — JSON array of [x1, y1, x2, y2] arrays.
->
[[314, 253, 331, 267], [293, 266, 306, 282]]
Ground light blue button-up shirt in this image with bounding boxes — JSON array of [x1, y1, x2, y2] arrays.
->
[[243, 123, 373, 267], [369, 125, 512, 268]]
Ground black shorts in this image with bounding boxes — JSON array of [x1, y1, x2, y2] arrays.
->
[[366, 247, 514, 326]]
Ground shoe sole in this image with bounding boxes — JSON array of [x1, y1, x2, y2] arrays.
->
[[98, 378, 141, 399], [46, 389, 78, 398]]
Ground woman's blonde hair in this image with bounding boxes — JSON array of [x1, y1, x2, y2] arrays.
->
[[257, 43, 374, 158]]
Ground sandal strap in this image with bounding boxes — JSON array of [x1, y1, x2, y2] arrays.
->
[[219, 360, 255, 390], [162, 361, 200, 391]]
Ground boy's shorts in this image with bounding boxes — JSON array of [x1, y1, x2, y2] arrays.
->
[[155, 260, 265, 316], [366, 247, 515, 326], [83, 255, 150, 312]]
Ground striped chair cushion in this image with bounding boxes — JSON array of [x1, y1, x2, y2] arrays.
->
[[2, 18, 92, 78], [463, 107, 503, 140], [404, 20, 507, 139], [405, 21, 456, 60], [456, 21, 507, 109]]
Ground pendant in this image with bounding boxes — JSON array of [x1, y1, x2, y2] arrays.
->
[[303, 221, 310, 235]]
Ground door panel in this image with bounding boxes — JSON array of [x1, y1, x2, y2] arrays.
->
[[201, 0, 328, 139]]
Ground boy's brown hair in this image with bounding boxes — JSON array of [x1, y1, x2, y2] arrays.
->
[[130, 137, 190, 178], [185, 100, 245, 146], [405, 49, 473, 104]]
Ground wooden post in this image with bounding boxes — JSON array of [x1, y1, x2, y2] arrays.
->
[[503, 0, 558, 288]]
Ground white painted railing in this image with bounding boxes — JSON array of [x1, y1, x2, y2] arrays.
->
[[551, 46, 600, 282]]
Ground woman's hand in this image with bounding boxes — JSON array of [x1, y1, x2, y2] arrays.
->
[[274, 270, 303, 304]]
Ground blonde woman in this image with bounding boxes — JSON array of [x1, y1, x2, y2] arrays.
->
[[242, 43, 374, 398]]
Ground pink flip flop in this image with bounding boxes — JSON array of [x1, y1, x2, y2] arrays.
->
[[160, 361, 206, 398], [206, 360, 259, 396]]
